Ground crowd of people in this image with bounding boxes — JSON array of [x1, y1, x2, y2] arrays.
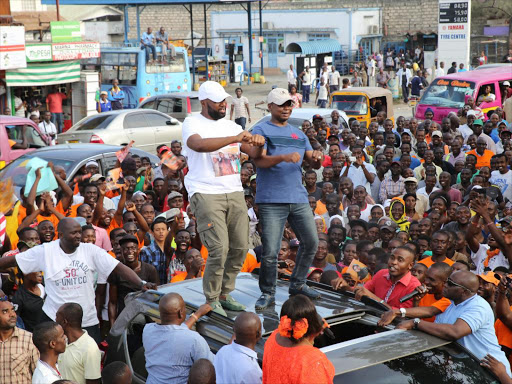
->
[[1, 74, 512, 384]]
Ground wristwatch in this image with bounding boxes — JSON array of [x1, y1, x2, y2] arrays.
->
[[140, 280, 148, 288], [400, 308, 407, 318], [413, 318, 421, 330]]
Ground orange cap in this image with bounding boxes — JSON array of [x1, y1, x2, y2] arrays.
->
[[479, 271, 499, 286]]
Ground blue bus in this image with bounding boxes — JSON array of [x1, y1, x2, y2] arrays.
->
[[83, 44, 191, 109]]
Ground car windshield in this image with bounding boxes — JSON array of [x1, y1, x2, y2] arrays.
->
[[74, 114, 117, 131], [420, 78, 475, 109], [331, 95, 368, 115], [0, 155, 76, 187], [334, 344, 498, 383]]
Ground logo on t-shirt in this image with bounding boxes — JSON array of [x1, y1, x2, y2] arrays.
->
[[291, 133, 298, 139], [209, 144, 241, 177]]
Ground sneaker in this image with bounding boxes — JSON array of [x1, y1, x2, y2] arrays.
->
[[219, 294, 246, 311], [209, 301, 227, 317], [289, 284, 321, 300], [255, 294, 275, 310]]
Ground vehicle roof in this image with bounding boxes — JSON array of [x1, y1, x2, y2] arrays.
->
[[289, 108, 348, 120], [101, 46, 187, 54], [474, 63, 512, 70], [439, 66, 512, 82], [0, 116, 37, 125], [142, 92, 199, 101], [332, 87, 392, 98]]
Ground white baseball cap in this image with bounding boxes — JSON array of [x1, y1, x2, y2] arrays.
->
[[198, 81, 231, 102], [267, 88, 293, 105], [503, 81, 510, 86]]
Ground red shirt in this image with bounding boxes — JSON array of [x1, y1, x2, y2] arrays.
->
[[46, 93, 67, 113], [364, 269, 421, 309]]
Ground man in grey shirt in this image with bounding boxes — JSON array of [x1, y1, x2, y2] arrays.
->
[[143, 293, 213, 384], [155, 26, 176, 62]]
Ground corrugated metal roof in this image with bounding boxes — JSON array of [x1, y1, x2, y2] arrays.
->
[[285, 39, 342, 55]]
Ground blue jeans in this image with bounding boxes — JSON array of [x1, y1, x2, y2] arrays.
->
[[317, 99, 327, 108], [302, 85, 310, 103], [50, 112, 64, 133], [258, 203, 319, 295], [235, 117, 247, 130], [143, 44, 157, 62]]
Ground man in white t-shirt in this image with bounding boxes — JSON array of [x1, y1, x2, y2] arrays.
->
[[328, 65, 341, 93], [38, 111, 57, 145], [0, 218, 155, 343], [182, 81, 265, 316], [340, 146, 376, 195], [490, 153, 512, 203], [287, 64, 296, 93]]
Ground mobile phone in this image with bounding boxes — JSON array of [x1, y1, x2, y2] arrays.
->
[[278, 260, 288, 268], [349, 156, 356, 162]]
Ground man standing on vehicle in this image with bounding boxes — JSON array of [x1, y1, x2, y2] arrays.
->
[[182, 81, 265, 316], [46, 86, 69, 133], [230, 88, 251, 130], [251, 88, 325, 309]]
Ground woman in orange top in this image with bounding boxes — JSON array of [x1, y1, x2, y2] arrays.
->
[[262, 295, 334, 384]]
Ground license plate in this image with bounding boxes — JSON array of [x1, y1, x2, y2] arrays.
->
[[68, 140, 79, 143]]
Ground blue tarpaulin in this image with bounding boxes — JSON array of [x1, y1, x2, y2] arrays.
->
[[285, 39, 342, 55]]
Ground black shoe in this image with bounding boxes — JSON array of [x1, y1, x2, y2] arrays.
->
[[255, 294, 275, 310], [289, 284, 321, 300]]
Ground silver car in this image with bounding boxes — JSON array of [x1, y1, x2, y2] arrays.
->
[[57, 110, 181, 154], [251, 108, 349, 131]]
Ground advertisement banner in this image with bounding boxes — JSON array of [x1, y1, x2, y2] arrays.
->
[[26, 44, 53, 62], [0, 26, 27, 70], [50, 21, 82, 43], [438, 0, 471, 70], [52, 42, 100, 61]]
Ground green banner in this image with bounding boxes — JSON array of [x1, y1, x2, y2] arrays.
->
[[50, 21, 81, 43]]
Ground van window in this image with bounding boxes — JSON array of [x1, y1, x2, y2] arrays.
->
[[476, 83, 497, 106], [331, 95, 368, 116], [140, 100, 156, 110], [421, 78, 475, 109], [5, 124, 48, 148], [157, 99, 175, 114], [146, 53, 187, 74], [101, 52, 138, 86]]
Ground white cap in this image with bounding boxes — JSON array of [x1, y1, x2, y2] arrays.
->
[[503, 81, 510, 86], [85, 160, 99, 168], [466, 110, 476, 117], [198, 81, 231, 102], [432, 131, 442, 138], [267, 88, 293, 105]]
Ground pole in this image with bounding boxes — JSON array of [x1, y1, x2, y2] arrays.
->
[[56, 0, 60, 21], [136, 5, 141, 44], [259, 0, 263, 75], [190, 5, 196, 86], [204, 4, 209, 81], [247, 1, 252, 76], [123, 5, 129, 44]]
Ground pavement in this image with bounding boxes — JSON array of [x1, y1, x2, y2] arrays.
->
[[223, 74, 414, 129]]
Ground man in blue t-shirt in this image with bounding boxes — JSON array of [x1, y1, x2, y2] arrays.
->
[[251, 88, 325, 309], [410, 71, 424, 98]]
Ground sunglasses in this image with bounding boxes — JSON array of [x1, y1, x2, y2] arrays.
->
[[446, 278, 471, 291]]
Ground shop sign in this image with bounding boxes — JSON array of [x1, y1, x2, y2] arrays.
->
[[52, 42, 100, 61], [0, 26, 27, 70], [51, 21, 82, 43], [26, 44, 53, 62], [438, 0, 471, 69]]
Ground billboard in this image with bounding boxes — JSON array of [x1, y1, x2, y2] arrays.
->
[[438, 0, 471, 69], [0, 26, 27, 70], [51, 21, 82, 43]]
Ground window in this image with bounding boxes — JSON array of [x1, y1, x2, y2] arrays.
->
[[144, 113, 169, 127], [123, 114, 149, 129], [5, 124, 48, 148], [156, 100, 174, 114], [101, 155, 120, 175], [421, 78, 475, 109], [100, 53, 138, 86], [75, 115, 117, 131], [476, 82, 496, 105], [146, 53, 187, 74], [140, 100, 156, 110], [189, 97, 201, 113], [173, 99, 183, 113], [308, 33, 331, 41]]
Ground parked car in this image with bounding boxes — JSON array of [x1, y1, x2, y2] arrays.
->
[[0, 116, 50, 170], [251, 108, 349, 131], [0, 144, 159, 196], [105, 274, 498, 383], [138, 92, 201, 121], [57, 110, 181, 154]]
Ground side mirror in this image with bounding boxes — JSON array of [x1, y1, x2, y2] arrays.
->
[[166, 118, 179, 125]]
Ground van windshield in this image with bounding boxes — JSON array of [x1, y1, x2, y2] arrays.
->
[[420, 78, 475, 109], [331, 95, 368, 115]]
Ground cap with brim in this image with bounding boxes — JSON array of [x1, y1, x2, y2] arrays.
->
[[466, 110, 476, 117], [391, 161, 401, 167], [473, 119, 484, 126], [267, 88, 293, 105], [198, 81, 231, 102], [158, 145, 171, 154], [90, 174, 105, 183], [156, 208, 181, 222], [85, 161, 99, 168], [290, 239, 300, 247], [404, 176, 418, 184], [308, 268, 324, 278], [378, 218, 398, 231], [479, 271, 499, 286], [167, 191, 183, 200], [250, 174, 257, 181], [243, 189, 253, 197], [471, 185, 483, 191], [503, 81, 510, 86], [118, 234, 139, 247], [100, 91, 108, 96], [401, 131, 411, 136], [312, 114, 323, 120], [133, 191, 147, 198], [502, 127, 512, 134], [431, 131, 442, 138]]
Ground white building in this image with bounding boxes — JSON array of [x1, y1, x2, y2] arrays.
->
[[210, 7, 382, 72]]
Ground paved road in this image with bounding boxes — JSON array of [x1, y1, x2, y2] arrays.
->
[[222, 74, 414, 129]]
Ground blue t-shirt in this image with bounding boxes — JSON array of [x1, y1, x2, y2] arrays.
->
[[411, 76, 422, 96], [435, 294, 511, 376], [252, 121, 312, 204]]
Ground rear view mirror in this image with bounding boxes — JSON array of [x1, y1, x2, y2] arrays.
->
[[166, 118, 179, 125]]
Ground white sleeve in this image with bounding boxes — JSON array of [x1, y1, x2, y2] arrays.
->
[[15, 246, 46, 275], [90, 245, 119, 283], [471, 244, 486, 264], [182, 117, 198, 144]]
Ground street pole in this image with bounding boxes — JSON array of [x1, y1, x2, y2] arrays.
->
[[259, 0, 263, 75], [204, 3, 208, 81], [247, 1, 252, 76], [56, 0, 60, 21]]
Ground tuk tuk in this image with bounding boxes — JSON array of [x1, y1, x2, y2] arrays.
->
[[329, 87, 394, 127]]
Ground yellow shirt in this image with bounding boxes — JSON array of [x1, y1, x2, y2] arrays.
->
[[57, 331, 101, 384]]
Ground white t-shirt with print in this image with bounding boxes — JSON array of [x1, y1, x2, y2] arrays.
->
[[16, 240, 119, 327], [340, 163, 377, 195], [360, 203, 375, 222], [182, 114, 243, 197], [471, 244, 509, 275], [490, 170, 512, 203]]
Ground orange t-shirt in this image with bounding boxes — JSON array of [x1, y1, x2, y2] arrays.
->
[[170, 270, 204, 283], [467, 149, 494, 169], [35, 214, 60, 237], [496, 313, 512, 350], [314, 200, 327, 216], [240, 252, 260, 273], [418, 293, 452, 322], [262, 330, 335, 384], [418, 256, 454, 268], [18, 205, 27, 226]]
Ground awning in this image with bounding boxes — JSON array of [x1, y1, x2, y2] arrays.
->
[[285, 39, 342, 55], [6, 60, 81, 86]]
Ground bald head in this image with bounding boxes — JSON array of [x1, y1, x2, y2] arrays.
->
[[233, 312, 262, 348], [429, 262, 453, 280], [451, 270, 479, 293], [159, 293, 186, 324], [57, 217, 80, 234], [187, 359, 216, 384]]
